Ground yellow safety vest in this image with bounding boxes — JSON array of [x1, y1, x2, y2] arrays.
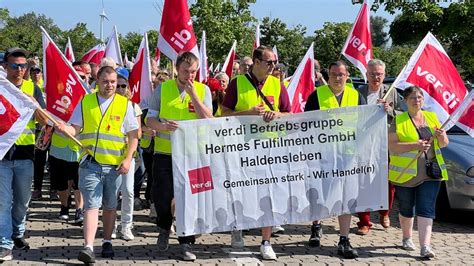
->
[[234, 75, 281, 112], [51, 132, 80, 152], [389, 111, 448, 184], [15, 80, 36, 146], [79, 93, 128, 165], [154, 80, 206, 154], [316, 85, 359, 110]]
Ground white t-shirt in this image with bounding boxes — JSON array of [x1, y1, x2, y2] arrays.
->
[[69, 94, 139, 134]]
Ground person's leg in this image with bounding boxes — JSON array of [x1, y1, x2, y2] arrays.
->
[[356, 212, 371, 234], [83, 209, 99, 246], [379, 183, 396, 220], [394, 185, 417, 250], [0, 160, 14, 251], [11, 159, 34, 243], [102, 164, 122, 241], [415, 181, 440, 255], [143, 150, 154, 202], [120, 159, 135, 228], [152, 155, 174, 231], [50, 156, 70, 219], [33, 148, 47, 193]]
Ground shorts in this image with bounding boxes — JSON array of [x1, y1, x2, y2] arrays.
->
[[49, 155, 79, 191], [78, 160, 122, 210], [395, 181, 441, 219]]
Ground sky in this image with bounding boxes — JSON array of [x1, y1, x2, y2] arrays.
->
[[2, 0, 397, 38]]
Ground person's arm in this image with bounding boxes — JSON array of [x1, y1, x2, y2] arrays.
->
[[220, 79, 264, 117], [184, 80, 213, 119], [304, 91, 320, 112], [117, 129, 138, 175], [388, 122, 430, 154]]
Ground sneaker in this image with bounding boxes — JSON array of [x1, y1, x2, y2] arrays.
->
[[157, 228, 170, 251], [13, 237, 30, 250], [101, 242, 114, 258], [420, 245, 436, 258], [74, 208, 84, 225], [272, 225, 285, 234], [260, 241, 277, 260], [31, 190, 42, 200], [231, 230, 244, 248], [121, 225, 135, 241], [308, 223, 322, 247], [111, 224, 117, 239], [337, 237, 358, 259], [402, 237, 417, 251], [0, 248, 13, 261], [134, 197, 143, 210], [59, 205, 69, 220], [180, 243, 196, 261], [149, 204, 157, 219], [356, 225, 370, 235], [77, 247, 95, 263]]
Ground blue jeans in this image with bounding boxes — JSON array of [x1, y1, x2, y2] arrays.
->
[[395, 181, 441, 219], [0, 159, 34, 249], [79, 160, 122, 210]]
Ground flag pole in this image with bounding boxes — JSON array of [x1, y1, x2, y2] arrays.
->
[[382, 64, 407, 101]]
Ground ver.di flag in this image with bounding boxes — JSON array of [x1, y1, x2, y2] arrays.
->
[[287, 43, 315, 113], [253, 23, 260, 50], [81, 43, 106, 65], [157, 0, 199, 61], [129, 32, 152, 108], [196, 31, 208, 83], [0, 77, 38, 159], [341, 0, 372, 81], [105, 26, 123, 66], [64, 37, 75, 62], [42, 27, 88, 122], [392, 32, 469, 132], [221, 40, 237, 79]]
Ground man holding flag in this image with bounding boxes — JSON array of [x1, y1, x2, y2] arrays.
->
[[0, 47, 46, 261], [221, 45, 290, 260]]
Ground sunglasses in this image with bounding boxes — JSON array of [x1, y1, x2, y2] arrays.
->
[[79, 75, 86, 80], [117, 84, 128, 89], [8, 63, 28, 70], [260, 59, 278, 66]]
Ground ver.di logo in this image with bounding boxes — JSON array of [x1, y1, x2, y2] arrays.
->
[[188, 166, 214, 194]]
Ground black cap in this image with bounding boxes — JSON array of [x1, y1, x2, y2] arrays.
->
[[30, 65, 41, 72], [4, 47, 29, 61]]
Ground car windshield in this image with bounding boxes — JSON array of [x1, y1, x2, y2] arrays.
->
[[447, 125, 467, 135]]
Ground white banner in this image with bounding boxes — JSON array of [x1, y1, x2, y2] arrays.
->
[[172, 105, 388, 236]]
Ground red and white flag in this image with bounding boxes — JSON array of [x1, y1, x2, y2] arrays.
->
[[221, 40, 237, 79], [105, 26, 123, 66], [157, 0, 199, 61], [64, 37, 75, 62], [42, 27, 88, 122], [196, 31, 208, 83], [0, 77, 38, 159], [273, 45, 278, 63], [208, 63, 214, 75], [253, 23, 260, 50], [393, 32, 471, 134], [443, 90, 474, 137], [214, 63, 221, 74], [81, 43, 106, 65], [129, 32, 152, 108], [155, 36, 161, 65], [124, 52, 129, 65], [287, 43, 315, 113], [341, 0, 372, 81]]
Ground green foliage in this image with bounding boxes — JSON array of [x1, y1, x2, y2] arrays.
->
[[61, 23, 99, 59], [260, 17, 306, 73], [371, 16, 388, 47], [190, 0, 256, 64], [373, 45, 415, 77]]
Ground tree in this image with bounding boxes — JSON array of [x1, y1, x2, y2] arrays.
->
[[373, 45, 415, 77], [370, 16, 388, 47], [190, 0, 256, 64], [260, 17, 306, 73], [60, 23, 99, 59]]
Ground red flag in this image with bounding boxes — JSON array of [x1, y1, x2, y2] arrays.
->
[[341, 0, 372, 81], [253, 23, 260, 50], [0, 78, 38, 159], [157, 0, 199, 61], [81, 43, 106, 65], [196, 31, 208, 83], [221, 40, 237, 79], [393, 32, 470, 134], [42, 27, 88, 122], [155, 36, 161, 65], [287, 43, 315, 113], [64, 37, 75, 62], [104, 26, 123, 65], [129, 32, 153, 108]]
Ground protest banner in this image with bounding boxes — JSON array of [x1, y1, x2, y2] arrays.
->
[[172, 105, 388, 236]]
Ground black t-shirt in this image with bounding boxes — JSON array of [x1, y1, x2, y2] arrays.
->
[[304, 89, 366, 111], [3, 83, 45, 161]]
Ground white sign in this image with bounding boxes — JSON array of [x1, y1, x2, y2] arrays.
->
[[172, 105, 388, 236]]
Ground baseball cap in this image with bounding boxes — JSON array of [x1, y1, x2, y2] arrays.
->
[[115, 66, 129, 80], [30, 65, 41, 72], [4, 47, 29, 61]]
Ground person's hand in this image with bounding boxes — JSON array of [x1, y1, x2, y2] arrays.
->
[[163, 120, 179, 131], [377, 99, 390, 112], [54, 121, 67, 134], [184, 79, 195, 94], [250, 103, 265, 115], [434, 127, 446, 137], [416, 139, 431, 152], [263, 111, 276, 122], [116, 158, 131, 175], [27, 58, 36, 67]]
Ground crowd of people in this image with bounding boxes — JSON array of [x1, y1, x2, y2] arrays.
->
[[0, 45, 449, 263]]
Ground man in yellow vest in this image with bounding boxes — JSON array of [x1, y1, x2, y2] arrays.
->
[[0, 47, 47, 262], [146, 52, 213, 261], [221, 46, 291, 260], [304, 61, 366, 259], [55, 66, 139, 264]]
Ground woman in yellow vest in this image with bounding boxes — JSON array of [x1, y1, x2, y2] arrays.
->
[[388, 86, 449, 259]]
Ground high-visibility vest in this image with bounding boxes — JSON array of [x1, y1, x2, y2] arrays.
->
[[79, 93, 128, 165], [15, 80, 36, 146], [154, 80, 206, 154], [51, 132, 81, 153], [316, 85, 359, 110], [140, 131, 153, 149], [234, 75, 281, 112], [389, 111, 448, 184]]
